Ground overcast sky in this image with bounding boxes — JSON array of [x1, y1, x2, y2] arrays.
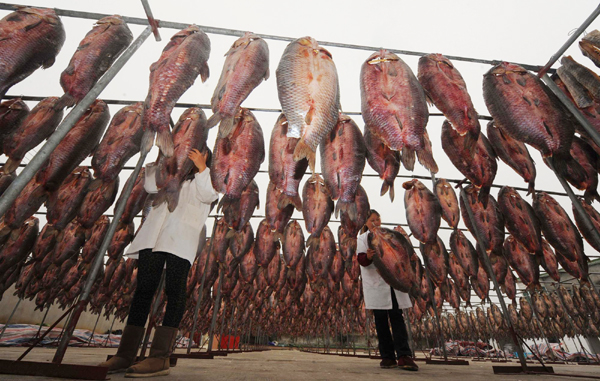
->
[[3, 1, 600, 312]]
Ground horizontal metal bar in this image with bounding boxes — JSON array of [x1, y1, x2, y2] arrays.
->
[[0, 360, 108, 380], [0, 2, 553, 73]]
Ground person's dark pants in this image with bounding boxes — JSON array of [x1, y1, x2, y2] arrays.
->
[[126, 249, 191, 329], [373, 287, 412, 360]]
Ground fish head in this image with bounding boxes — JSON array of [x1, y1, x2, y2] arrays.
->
[[402, 178, 419, 190], [16, 6, 61, 25], [96, 15, 126, 26]]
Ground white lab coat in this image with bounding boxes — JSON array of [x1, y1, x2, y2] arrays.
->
[[125, 163, 218, 264], [357, 231, 413, 310]]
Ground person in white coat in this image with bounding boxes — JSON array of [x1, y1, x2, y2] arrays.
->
[[357, 209, 418, 371], [99, 148, 218, 377]]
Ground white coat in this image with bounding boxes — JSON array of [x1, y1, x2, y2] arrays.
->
[[357, 231, 413, 310], [125, 163, 219, 264]]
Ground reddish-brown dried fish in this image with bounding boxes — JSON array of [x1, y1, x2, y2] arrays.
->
[[221, 180, 259, 232], [211, 108, 264, 200], [418, 53, 480, 143], [449, 229, 479, 277], [320, 113, 366, 218], [228, 222, 254, 260], [483, 62, 577, 172], [434, 178, 460, 230], [460, 185, 505, 256], [92, 102, 144, 181], [208, 32, 269, 137], [0, 7, 65, 98], [36, 99, 110, 191], [268, 114, 308, 211], [360, 50, 436, 172], [442, 120, 497, 204], [537, 239, 561, 282], [53, 220, 85, 265], [471, 266, 489, 302], [503, 235, 540, 290], [368, 226, 417, 294], [302, 174, 334, 248], [58, 15, 132, 109], [282, 220, 305, 269], [533, 191, 583, 262], [77, 177, 119, 229], [3, 177, 47, 230], [81, 216, 109, 263], [254, 219, 279, 268], [580, 30, 600, 68], [0, 217, 38, 275], [498, 186, 542, 255], [276, 36, 340, 171], [420, 237, 448, 287], [486, 121, 536, 195], [31, 223, 57, 262], [403, 179, 441, 244], [2, 97, 64, 173], [503, 268, 517, 300], [46, 166, 91, 230], [155, 107, 209, 211], [117, 168, 147, 224], [0, 98, 29, 155], [339, 184, 370, 241], [310, 226, 335, 280], [107, 222, 134, 259], [142, 26, 210, 157], [448, 251, 470, 294], [363, 123, 400, 201]]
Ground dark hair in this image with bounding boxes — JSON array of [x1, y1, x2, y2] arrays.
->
[[361, 209, 380, 234], [184, 147, 212, 181]]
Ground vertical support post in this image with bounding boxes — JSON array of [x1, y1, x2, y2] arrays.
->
[[207, 268, 224, 352], [35, 306, 51, 340], [139, 269, 166, 358], [524, 291, 552, 362], [460, 187, 529, 370], [103, 316, 117, 348], [421, 257, 448, 361], [87, 312, 102, 346]]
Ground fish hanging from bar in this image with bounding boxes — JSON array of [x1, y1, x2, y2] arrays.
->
[[208, 32, 269, 137], [276, 36, 340, 171], [364, 122, 400, 201], [141, 25, 210, 157], [361, 49, 437, 172], [57, 15, 133, 109], [0, 7, 65, 99]]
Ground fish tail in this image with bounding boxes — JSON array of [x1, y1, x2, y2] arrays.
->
[[218, 115, 236, 138], [478, 186, 491, 208], [401, 147, 415, 171], [416, 146, 438, 173], [336, 201, 357, 221], [584, 188, 600, 204], [206, 112, 221, 129], [465, 300, 472, 308], [54, 93, 75, 110], [527, 179, 536, 196], [381, 181, 394, 202], [140, 130, 155, 156], [293, 139, 316, 172], [277, 193, 302, 212], [155, 129, 174, 158], [306, 234, 320, 250], [2, 158, 21, 174]]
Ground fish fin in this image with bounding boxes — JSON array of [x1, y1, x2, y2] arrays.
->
[[152, 190, 168, 207], [293, 140, 316, 172], [141, 130, 155, 156], [306, 234, 319, 250], [218, 115, 236, 138], [478, 186, 490, 208], [584, 188, 600, 204], [527, 179, 536, 196], [277, 193, 302, 212], [380, 181, 390, 198], [336, 201, 357, 221], [400, 147, 415, 171], [416, 147, 438, 173], [156, 129, 174, 158], [54, 93, 75, 110], [305, 105, 315, 125], [199, 62, 210, 83], [389, 182, 395, 202], [206, 112, 221, 129], [2, 158, 21, 174], [263, 68, 270, 81], [273, 231, 284, 242], [165, 187, 181, 213]]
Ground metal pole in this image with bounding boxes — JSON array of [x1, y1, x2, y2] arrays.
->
[[537, 3, 600, 77], [87, 312, 102, 346], [139, 269, 166, 358], [103, 316, 117, 348], [403, 308, 416, 358], [421, 257, 449, 361], [460, 187, 529, 370], [523, 291, 552, 362], [554, 289, 590, 363], [35, 306, 51, 341], [140, 0, 161, 41], [207, 268, 224, 352], [187, 223, 213, 354], [0, 298, 21, 341], [0, 26, 152, 220]]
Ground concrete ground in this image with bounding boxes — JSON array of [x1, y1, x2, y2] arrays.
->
[[0, 347, 599, 380]]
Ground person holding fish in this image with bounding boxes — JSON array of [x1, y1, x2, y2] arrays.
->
[[357, 209, 418, 371], [99, 148, 218, 378]]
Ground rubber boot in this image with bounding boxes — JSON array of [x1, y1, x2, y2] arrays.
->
[[98, 325, 145, 374], [125, 326, 178, 378]]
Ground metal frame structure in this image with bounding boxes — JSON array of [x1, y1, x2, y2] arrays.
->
[[0, 1, 599, 379]]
